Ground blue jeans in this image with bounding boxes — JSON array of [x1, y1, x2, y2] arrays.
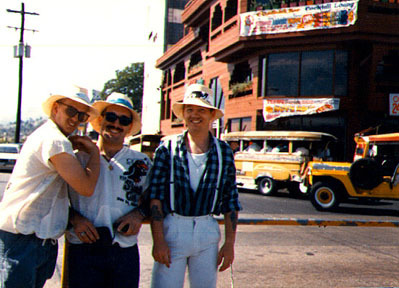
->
[[0, 230, 58, 288], [68, 242, 140, 288]]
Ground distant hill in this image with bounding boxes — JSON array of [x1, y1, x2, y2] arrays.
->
[[0, 117, 47, 143]]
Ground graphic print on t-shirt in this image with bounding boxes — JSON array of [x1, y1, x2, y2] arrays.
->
[[118, 159, 149, 206]]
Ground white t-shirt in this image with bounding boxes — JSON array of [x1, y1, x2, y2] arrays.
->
[[0, 120, 74, 239], [187, 151, 208, 192], [67, 146, 152, 248]]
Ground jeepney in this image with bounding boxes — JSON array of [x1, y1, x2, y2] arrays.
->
[[127, 134, 164, 159], [308, 132, 399, 211], [221, 131, 337, 196]]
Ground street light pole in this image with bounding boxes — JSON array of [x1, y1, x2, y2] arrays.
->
[[7, 3, 39, 143]]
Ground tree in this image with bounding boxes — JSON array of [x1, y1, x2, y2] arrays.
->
[[101, 62, 144, 112]]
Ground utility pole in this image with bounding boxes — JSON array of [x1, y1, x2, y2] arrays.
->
[[7, 3, 39, 143]]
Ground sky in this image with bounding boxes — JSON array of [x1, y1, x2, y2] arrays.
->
[[0, 0, 151, 124]]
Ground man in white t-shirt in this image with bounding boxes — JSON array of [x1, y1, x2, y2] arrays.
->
[[66, 93, 152, 288], [0, 86, 100, 288]]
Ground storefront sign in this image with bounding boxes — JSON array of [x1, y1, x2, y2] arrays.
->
[[240, 0, 358, 36], [263, 98, 340, 122], [389, 93, 399, 116]]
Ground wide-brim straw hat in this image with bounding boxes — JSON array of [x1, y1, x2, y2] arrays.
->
[[172, 84, 224, 121], [90, 92, 141, 136], [42, 86, 99, 121]]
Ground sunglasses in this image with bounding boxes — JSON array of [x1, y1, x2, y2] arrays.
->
[[57, 102, 90, 122], [104, 112, 132, 126]]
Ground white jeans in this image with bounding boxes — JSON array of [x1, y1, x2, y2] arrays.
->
[[151, 213, 221, 288]]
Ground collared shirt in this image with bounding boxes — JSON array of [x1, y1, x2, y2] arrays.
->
[[149, 131, 242, 216], [67, 147, 152, 248]]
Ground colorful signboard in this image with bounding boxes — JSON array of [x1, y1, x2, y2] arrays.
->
[[240, 0, 358, 36], [263, 98, 340, 122], [389, 93, 399, 116]]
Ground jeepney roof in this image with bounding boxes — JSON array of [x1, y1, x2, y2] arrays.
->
[[355, 132, 399, 144], [221, 131, 337, 142]]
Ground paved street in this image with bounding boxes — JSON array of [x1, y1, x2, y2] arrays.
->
[[1, 172, 399, 287], [43, 217, 399, 288]]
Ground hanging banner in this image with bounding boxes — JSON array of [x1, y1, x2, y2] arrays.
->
[[263, 98, 340, 122], [240, 0, 358, 36]]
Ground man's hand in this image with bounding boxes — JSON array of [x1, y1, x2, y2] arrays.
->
[[71, 213, 99, 244], [113, 209, 144, 236], [69, 135, 99, 155], [217, 242, 235, 272], [152, 239, 171, 268]]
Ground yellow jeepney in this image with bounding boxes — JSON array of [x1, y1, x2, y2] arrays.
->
[[308, 132, 399, 211], [221, 131, 337, 196], [127, 134, 164, 159]]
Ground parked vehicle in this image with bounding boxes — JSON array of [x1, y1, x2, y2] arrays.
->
[[221, 131, 337, 196], [127, 134, 163, 159], [308, 132, 399, 211], [0, 143, 22, 171]]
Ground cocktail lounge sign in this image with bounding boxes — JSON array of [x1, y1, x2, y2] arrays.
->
[[240, 0, 358, 36]]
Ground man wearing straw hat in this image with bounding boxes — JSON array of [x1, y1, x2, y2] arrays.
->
[[66, 92, 152, 288], [149, 84, 242, 288], [0, 86, 100, 288]]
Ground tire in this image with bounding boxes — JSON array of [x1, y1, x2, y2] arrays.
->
[[258, 177, 277, 196], [310, 181, 341, 211], [349, 158, 383, 190]]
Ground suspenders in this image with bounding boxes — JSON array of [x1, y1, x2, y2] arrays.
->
[[169, 136, 223, 214]]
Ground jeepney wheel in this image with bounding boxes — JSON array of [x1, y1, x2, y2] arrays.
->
[[258, 177, 277, 196], [310, 181, 340, 211]]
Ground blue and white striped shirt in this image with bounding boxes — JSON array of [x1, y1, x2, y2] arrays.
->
[[149, 131, 242, 216]]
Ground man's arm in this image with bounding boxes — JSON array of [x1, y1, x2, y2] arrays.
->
[[217, 210, 239, 272], [150, 199, 171, 268], [50, 136, 100, 197]]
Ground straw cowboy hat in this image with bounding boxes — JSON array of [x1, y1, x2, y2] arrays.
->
[[172, 84, 224, 121], [42, 85, 99, 121], [90, 92, 141, 136]]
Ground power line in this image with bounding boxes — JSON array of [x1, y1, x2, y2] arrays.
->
[[6, 2, 39, 143]]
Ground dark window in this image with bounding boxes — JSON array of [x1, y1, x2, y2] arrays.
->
[[166, 22, 185, 45], [188, 51, 202, 72], [266, 52, 299, 96], [211, 4, 223, 31], [225, 0, 238, 21], [160, 90, 171, 120], [260, 50, 348, 97], [173, 62, 185, 83], [168, 0, 188, 9], [300, 50, 333, 96], [230, 61, 253, 98], [334, 50, 348, 96], [228, 117, 251, 132]]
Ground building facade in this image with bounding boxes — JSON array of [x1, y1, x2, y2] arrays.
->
[[155, 0, 399, 160], [141, 0, 188, 134]]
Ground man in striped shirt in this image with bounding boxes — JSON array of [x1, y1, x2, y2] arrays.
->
[[149, 84, 242, 288]]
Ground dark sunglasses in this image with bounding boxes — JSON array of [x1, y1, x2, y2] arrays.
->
[[104, 112, 132, 126], [57, 102, 90, 122]]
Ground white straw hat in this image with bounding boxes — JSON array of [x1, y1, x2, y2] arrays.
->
[[42, 86, 99, 121], [172, 84, 224, 120], [90, 92, 141, 136]]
